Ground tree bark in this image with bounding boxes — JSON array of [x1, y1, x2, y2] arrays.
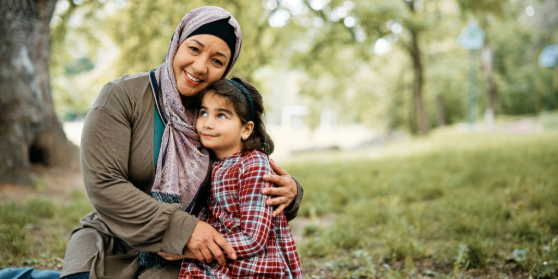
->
[[435, 94, 445, 127], [0, 0, 78, 186], [481, 41, 496, 133], [407, 1, 429, 136]]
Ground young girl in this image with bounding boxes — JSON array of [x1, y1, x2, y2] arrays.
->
[[178, 78, 303, 278]]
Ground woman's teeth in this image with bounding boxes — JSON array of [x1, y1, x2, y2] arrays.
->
[[186, 72, 201, 82]]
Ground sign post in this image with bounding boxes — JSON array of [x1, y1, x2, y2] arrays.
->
[[458, 22, 484, 124], [538, 45, 558, 111]]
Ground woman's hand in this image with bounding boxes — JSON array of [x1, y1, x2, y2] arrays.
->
[[157, 251, 191, 261], [185, 220, 236, 265], [262, 159, 298, 217]]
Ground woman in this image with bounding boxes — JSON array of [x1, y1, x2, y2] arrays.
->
[[60, 6, 303, 279]]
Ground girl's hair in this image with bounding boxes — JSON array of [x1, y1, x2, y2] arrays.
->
[[197, 77, 275, 155]]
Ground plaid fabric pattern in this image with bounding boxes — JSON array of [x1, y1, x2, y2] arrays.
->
[[179, 151, 302, 279]]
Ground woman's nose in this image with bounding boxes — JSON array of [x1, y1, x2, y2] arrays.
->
[[191, 56, 208, 76]]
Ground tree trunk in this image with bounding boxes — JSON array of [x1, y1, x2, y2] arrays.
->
[[481, 41, 496, 133], [409, 28, 429, 136], [435, 94, 445, 127], [406, 0, 429, 136], [0, 0, 78, 186]]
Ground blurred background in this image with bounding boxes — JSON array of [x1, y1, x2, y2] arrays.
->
[[0, 0, 557, 278]]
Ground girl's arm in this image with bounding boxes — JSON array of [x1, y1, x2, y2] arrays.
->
[[222, 154, 275, 259]]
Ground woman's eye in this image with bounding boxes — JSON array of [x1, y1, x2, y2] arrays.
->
[[212, 58, 224, 66], [189, 46, 199, 53]]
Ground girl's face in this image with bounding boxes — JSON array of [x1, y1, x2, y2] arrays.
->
[[173, 34, 232, 97], [196, 92, 253, 159]]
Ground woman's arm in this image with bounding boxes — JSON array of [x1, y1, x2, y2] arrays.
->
[[262, 159, 304, 220], [81, 81, 198, 255]]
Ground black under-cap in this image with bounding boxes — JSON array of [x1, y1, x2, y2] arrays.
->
[[187, 18, 236, 70]]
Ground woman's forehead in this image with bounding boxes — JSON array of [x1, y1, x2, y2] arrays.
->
[[185, 34, 231, 57]]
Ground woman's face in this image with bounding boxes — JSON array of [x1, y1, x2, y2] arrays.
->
[[172, 34, 232, 97]]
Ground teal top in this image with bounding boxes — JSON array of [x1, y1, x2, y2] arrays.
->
[[154, 105, 165, 166]]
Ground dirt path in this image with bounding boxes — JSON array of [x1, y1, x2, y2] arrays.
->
[[0, 167, 84, 204]]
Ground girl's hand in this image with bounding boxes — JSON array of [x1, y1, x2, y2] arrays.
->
[[262, 159, 298, 217]]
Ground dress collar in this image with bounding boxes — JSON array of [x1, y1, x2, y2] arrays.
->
[[214, 151, 243, 165]]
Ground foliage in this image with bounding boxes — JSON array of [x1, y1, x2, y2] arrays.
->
[[49, 0, 558, 132]]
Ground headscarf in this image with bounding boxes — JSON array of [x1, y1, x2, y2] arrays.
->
[[140, 6, 243, 269]]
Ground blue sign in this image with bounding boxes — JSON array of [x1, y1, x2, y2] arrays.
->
[[539, 45, 558, 67], [458, 23, 484, 50]]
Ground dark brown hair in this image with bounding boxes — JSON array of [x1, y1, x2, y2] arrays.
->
[[197, 77, 274, 155]]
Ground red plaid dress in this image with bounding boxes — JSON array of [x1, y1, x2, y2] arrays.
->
[[179, 150, 303, 279]]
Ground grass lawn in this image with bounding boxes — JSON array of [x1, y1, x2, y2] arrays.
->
[[286, 133, 558, 278], [0, 189, 92, 270], [1, 132, 557, 278]]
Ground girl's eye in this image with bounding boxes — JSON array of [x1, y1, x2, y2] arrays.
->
[[212, 58, 224, 66], [218, 113, 227, 119], [199, 111, 207, 117]]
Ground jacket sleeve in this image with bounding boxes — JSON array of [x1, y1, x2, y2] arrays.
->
[[222, 156, 275, 259], [283, 177, 304, 222], [80, 82, 198, 255]]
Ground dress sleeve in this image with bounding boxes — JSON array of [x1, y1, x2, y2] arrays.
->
[[81, 82, 198, 255], [223, 155, 274, 259]]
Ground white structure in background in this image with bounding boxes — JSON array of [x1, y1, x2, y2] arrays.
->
[[281, 105, 310, 130], [63, 121, 85, 146], [319, 107, 337, 131]]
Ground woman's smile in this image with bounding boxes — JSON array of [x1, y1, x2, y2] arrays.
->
[[185, 70, 203, 85]]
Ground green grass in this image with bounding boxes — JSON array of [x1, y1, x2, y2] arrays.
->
[[286, 134, 558, 278], [0, 190, 92, 269], [1, 133, 557, 278]]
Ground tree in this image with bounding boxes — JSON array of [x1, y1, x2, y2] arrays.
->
[[287, 0, 441, 135], [285, 0, 399, 129], [0, 0, 77, 186], [403, 0, 429, 135]]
